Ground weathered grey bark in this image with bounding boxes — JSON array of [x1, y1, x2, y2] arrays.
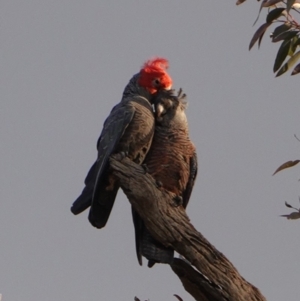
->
[[110, 156, 266, 301]]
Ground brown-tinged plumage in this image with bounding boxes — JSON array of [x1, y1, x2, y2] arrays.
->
[[132, 88, 198, 267], [71, 58, 173, 229]]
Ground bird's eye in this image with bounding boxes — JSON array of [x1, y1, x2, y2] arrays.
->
[[153, 78, 160, 86]]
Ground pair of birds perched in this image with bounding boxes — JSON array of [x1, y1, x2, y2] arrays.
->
[[71, 57, 197, 267]]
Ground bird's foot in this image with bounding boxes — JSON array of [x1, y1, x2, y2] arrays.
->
[[172, 195, 183, 207], [113, 151, 128, 161], [141, 164, 149, 173], [155, 180, 163, 188]]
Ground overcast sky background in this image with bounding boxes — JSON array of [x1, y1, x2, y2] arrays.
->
[[1, 1, 300, 300]]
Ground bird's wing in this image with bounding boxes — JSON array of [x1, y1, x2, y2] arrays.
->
[[132, 207, 144, 266], [71, 101, 135, 222], [92, 102, 135, 202], [71, 161, 98, 215], [88, 185, 119, 229], [87, 102, 136, 228], [132, 207, 174, 267], [182, 150, 198, 208]]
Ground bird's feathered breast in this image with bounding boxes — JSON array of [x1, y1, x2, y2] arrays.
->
[[144, 125, 195, 198]]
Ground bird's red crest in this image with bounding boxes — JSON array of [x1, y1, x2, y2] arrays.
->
[[141, 58, 169, 72], [139, 57, 173, 94]]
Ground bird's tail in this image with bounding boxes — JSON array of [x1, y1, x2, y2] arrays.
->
[[88, 186, 119, 229], [70, 162, 97, 215], [141, 227, 174, 268], [71, 185, 93, 214]]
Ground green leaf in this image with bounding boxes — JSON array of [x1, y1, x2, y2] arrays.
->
[[258, 32, 265, 48], [287, 0, 296, 12], [272, 23, 292, 40], [285, 201, 294, 209], [291, 62, 300, 75], [284, 201, 299, 211], [266, 8, 286, 23], [253, 1, 265, 26], [276, 51, 300, 76], [263, 0, 285, 8], [280, 212, 300, 220], [273, 40, 291, 72], [272, 30, 298, 43], [272, 159, 300, 174], [253, 0, 283, 26], [249, 23, 271, 50], [288, 36, 299, 57]]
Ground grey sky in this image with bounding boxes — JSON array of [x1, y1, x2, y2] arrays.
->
[[1, 1, 300, 300]]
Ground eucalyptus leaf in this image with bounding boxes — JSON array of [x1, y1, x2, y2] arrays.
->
[[262, 0, 285, 7], [249, 23, 270, 50], [273, 40, 291, 72], [291, 62, 300, 75], [266, 8, 285, 23], [272, 23, 292, 42], [272, 30, 298, 43], [288, 36, 299, 56], [276, 51, 300, 76], [253, 0, 268, 26], [272, 159, 300, 174], [280, 212, 300, 220], [254, 0, 282, 26], [236, 0, 247, 4]]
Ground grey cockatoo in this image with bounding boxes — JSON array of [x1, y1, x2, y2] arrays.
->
[[132, 88, 198, 267], [71, 58, 173, 229]]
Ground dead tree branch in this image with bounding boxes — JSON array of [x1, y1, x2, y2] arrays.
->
[[110, 156, 266, 301]]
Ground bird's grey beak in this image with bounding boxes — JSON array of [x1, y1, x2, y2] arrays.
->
[[155, 103, 165, 119]]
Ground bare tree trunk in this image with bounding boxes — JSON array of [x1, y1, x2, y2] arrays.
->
[[110, 156, 266, 301]]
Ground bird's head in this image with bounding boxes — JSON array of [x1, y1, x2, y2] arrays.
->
[[138, 57, 173, 94], [154, 88, 188, 128]]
